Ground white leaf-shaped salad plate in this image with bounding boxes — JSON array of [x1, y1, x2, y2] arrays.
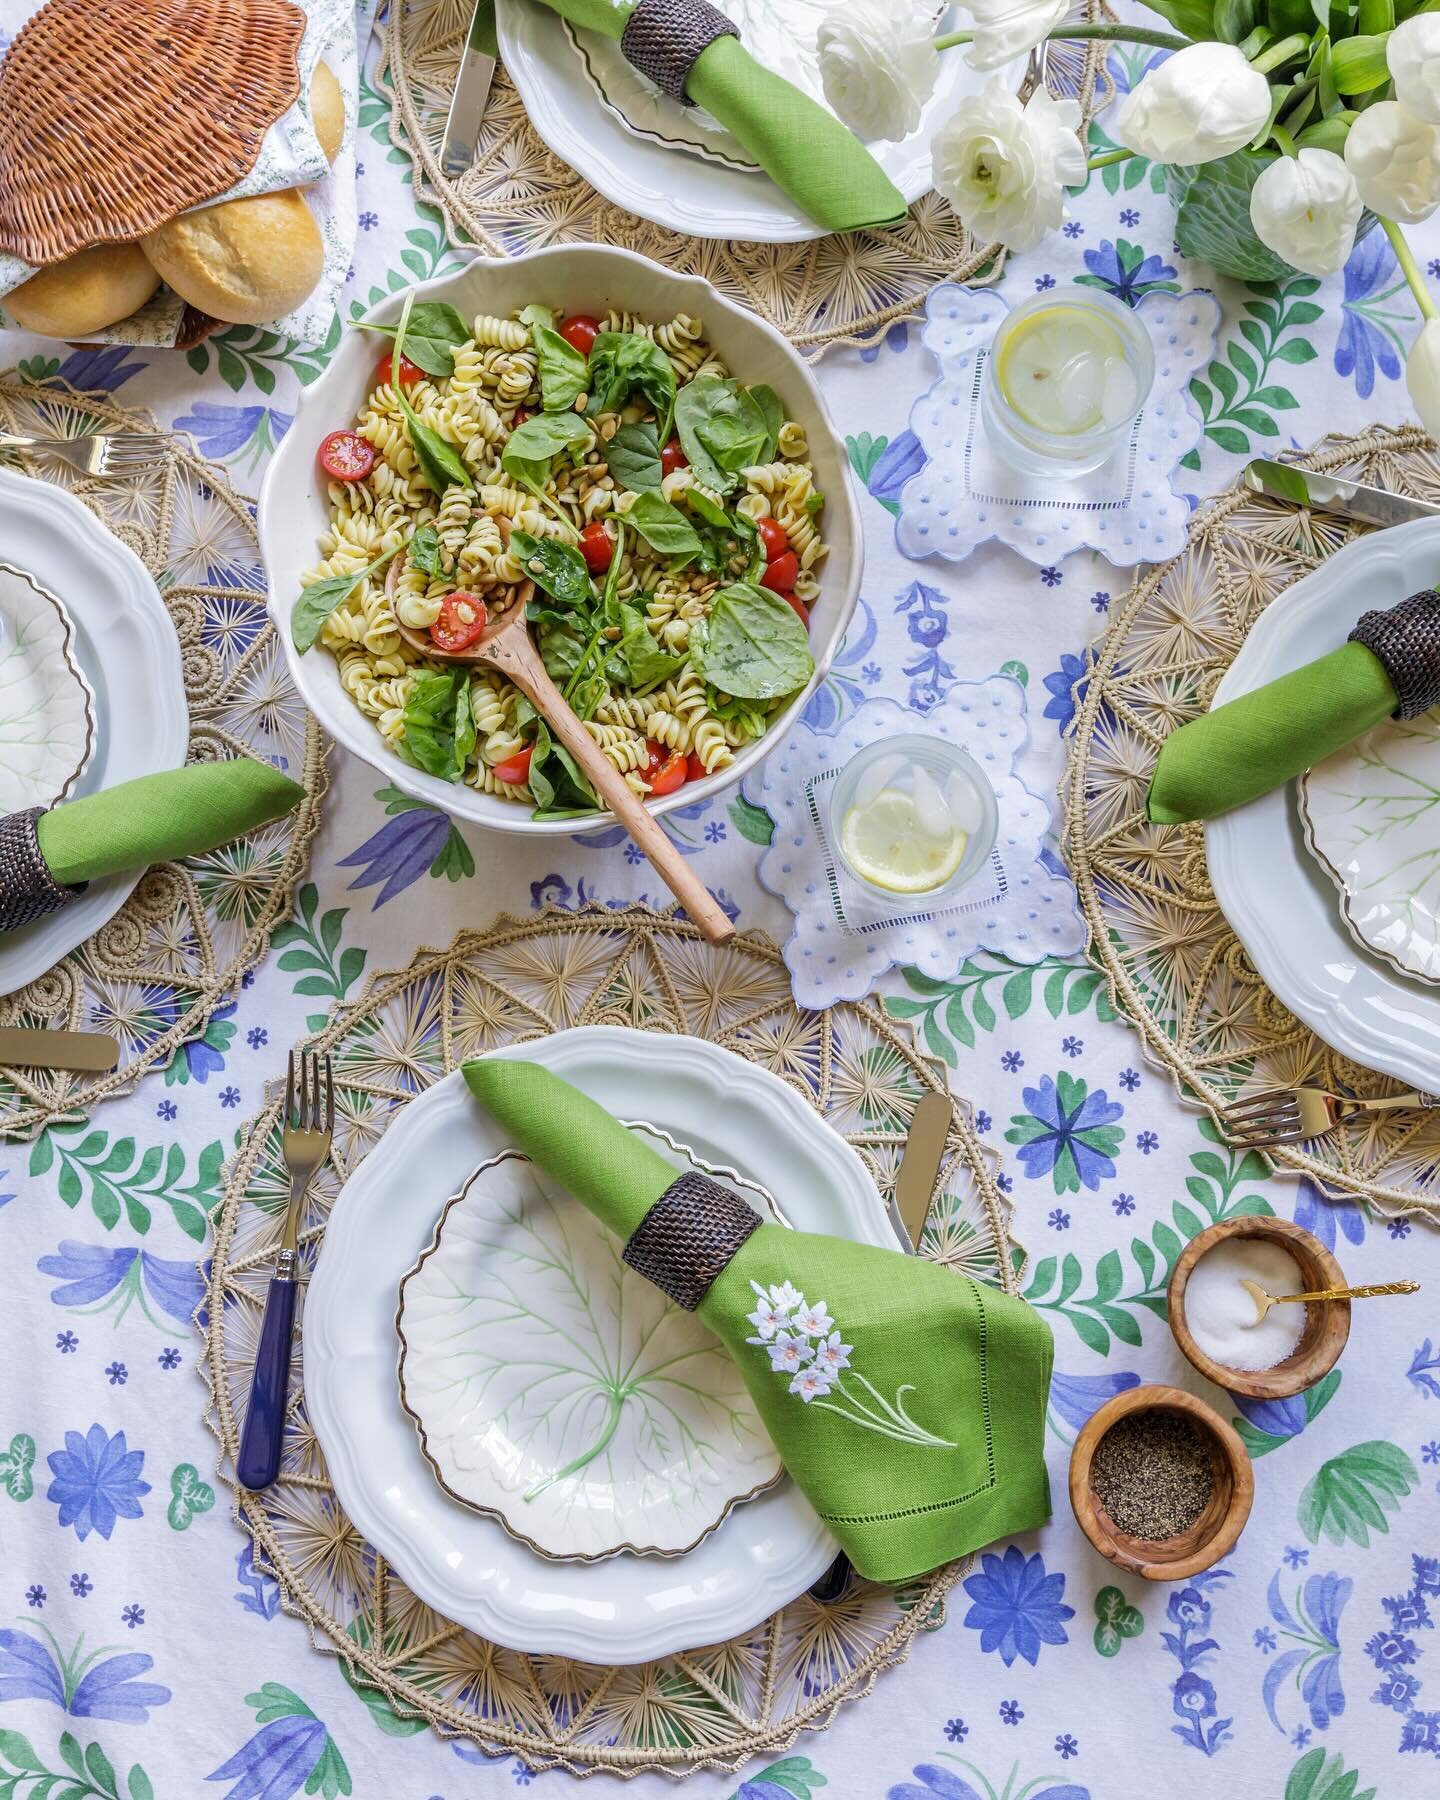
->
[[1300, 711, 1440, 984], [0, 561, 94, 814], [304, 1025, 896, 1663], [397, 1126, 783, 1562]]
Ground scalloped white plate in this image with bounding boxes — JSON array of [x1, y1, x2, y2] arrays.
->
[[397, 1127, 783, 1562], [1207, 516, 1440, 1088], [304, 1025, 893, 1663], [0, 561, 94, 814]]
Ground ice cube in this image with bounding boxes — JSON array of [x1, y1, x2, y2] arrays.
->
[[946, 770, 985, 834], [912, 764, 951, 838], [853, 753, 907, 812]]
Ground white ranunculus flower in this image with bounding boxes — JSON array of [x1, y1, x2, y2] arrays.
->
[[957, 0, 1068, 73], [932, 78, 1086, 252], [816, 0, 939, 143], [1389, 16, 1440, 127], [1408, 319, 1440, 442], [1344, 101, 1440, 225], [1111, 42, 1271, 166], [1249, 148, 1362, 278]]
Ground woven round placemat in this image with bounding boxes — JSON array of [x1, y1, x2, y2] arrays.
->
[[382, 0, 1112, 356], [0, 0, 306, 265], [0, 377, 327, 1138], [200, 905, 1021, 1778], [1062, 425, 1440, 1222]]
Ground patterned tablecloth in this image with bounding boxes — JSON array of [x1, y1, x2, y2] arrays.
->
[[3, 13, 1440, 1800]]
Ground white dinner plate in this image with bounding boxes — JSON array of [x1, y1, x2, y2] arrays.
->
[[0, 469, 188, 999], [0, 562, 95, 814], [498, 0, 1020, 244], [304, 1025, 894, 1663], [1207, 516, 1440, 1089]]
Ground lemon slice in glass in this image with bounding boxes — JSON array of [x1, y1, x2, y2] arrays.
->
[[840, 787, 966, 894]]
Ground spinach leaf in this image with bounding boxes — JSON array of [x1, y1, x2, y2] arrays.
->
[[685, 486, 729, 530], [393, 289, 472, 493], [675, 379, 783, 490], [408, 522, 443, 577], [510, 529, 596, 608], [603, 421, 663, 494], [688, 581, 815, 700], [673, 379, 738, 492], [527, 720, 598, 818], [749, 384, 784, 464], [501, 411, 593, 490], [733, 508, 766, 580], [398, 669, 475, 783], [519, 302, 556, 333], [617, 601, 684, 689], [356, 301, 470, 377], [292, 544, 403, 654], [585, 333, 677, 442], [625, 491, 702, 559], [532, 324, 589, 413]]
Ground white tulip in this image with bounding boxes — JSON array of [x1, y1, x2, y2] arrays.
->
[[1249, 148, 1362, 278], [1389, 16, 1440, 128], [1344, 101, 1440, 225], [1408, 319, 1440, 442], [932, 78, 1086, 253], [816, 0, 938, 143], [1111, 42, 1271, 166], [956, 0, 1068, 74]]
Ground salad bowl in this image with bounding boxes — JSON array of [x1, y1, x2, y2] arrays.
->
[[257, 243, 862, 835]]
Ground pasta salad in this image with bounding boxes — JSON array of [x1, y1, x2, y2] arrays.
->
[[291, 295, 825, 818]]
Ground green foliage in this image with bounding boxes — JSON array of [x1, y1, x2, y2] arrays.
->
[[338, 1622, 428, 1737], [726, 1760, 827, 1800], [374, 786, 474, 885], [16, 355, 60, 383], [0, 1727, 153, 1800], [1234, 1368, 1341, 1456], [0, 1432, 35, 1502], [1286, 1746, 1377, 1800], [1183, 272, 1318, 464], [167, 1462, 216, 1532], [272, 883, 367, 1032], [885, 955, 1116, 1065], [845, 432, 899, 514], [1298, 1439, 1418, 1545], [1170, 153, 1293, 282], [999, 659, 1029, 686], [728, 794, 776, 846], [30, 1126, 224, 1240], [245, 1686, 351, 1799], [186, 316, 342, 393], [1093, 1584, 1145, 1655]]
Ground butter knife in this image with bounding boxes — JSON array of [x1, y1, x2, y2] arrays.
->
[[439, 0, 498, 180], [0, 1028, 119, 1072], [1243, 459, 1440, 529]]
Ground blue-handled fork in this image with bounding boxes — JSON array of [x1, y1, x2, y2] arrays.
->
[[236, 1049, 333, 1492]]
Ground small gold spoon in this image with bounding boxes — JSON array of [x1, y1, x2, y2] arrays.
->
[[1241, 1277, 1420, 1325]]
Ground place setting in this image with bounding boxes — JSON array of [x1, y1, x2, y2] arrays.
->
[[3, 0, 1440, 1793]]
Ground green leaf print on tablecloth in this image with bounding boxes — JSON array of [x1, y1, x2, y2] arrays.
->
[[1093, 1583, 1145, 1656], [1234, 1369, 1343, 1459], [167, 1463, 215, 1532], [1286, 1745, 1377, 1800], [1, 1431, 35, 1501], [725, 1759, 827, 1800], [271, 882, 368, 1032], [29, 1129, 225, 1241], [186, 317, 343, 393], [886, 955, 1116, 1067], [1182, 274, 1317, 462], [1298, 1440, 1418, 1547], [0, 1728, 155, 1800], [338, 1621, 428, 1737]]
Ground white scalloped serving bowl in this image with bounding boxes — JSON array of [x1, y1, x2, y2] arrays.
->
[[257, 245, 861, 836]]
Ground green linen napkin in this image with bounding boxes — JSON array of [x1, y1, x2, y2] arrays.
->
[[36, 761, 305, 884], [1147, 642, 1400, 825], [528, 0, 907, 233], [463, 1056, 1054, 1584]]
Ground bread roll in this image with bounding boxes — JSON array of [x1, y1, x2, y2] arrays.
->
[[141, 189, 324, 326], [310, 60, 344, 164], [6, 243, 161, 337]]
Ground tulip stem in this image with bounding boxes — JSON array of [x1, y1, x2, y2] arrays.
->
[[1087, 149, 1137, 170], [933, 24, 1192, 53], [1250, 33, 1311, 73], [1382, 219, 1440, 324]]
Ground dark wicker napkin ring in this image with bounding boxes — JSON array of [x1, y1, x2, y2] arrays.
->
[[1349, 589, 1440, 721], [620, 0, 739, 102], [0, 807, 84, 933], [623, 1169, 761, 1310]]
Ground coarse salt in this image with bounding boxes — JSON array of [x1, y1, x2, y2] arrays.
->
[[1185, 1238, 1307, 1371]]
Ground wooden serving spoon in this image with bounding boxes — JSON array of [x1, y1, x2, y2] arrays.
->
[[391, 538, 735, 946]]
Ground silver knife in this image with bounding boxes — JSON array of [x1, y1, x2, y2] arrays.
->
[[887, 1090, 952, 1254], [1243, 458, 1440, 529], [439, 0, 499, 181]]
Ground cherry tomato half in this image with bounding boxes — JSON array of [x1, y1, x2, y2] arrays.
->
[[686, 752, 708, 785], [762, 551, 799, 595], [660, 437, 688, 478], [578, 521, 615, 575], [430, 592, 488, 653], [317, 429, 376, 482], [781, 590, 810, 628], [560, 314, 601, 356], [645, 741, 688, 796], [492, 745, 534, 785], [376, 348, 425, 388], [756, 517, 789, 561]]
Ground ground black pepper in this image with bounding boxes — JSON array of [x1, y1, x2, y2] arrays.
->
[[1092, 1410, 1214, 1540]]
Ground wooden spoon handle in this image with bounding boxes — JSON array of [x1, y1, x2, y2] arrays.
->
[[499, 642, 736, 946]]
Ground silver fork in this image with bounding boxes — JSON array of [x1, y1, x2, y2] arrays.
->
[[236, 1050, 334, 1492], [0, 429, 173, 477], [1218, 1084, 1440, 1149]]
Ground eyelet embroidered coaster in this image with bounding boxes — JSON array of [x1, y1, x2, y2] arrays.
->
[[893, 283, 1222, 570], [742, 680, 1085, 1006]]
